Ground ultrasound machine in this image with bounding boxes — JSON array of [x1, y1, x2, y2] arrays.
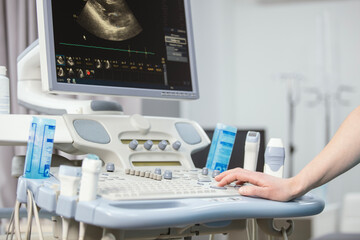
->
[[0, 0, 324, 239]]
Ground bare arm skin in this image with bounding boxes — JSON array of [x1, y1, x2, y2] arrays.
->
[[216, 106, 360, 201]]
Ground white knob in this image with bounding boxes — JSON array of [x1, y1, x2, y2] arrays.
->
[[130, 114, 151, 134]]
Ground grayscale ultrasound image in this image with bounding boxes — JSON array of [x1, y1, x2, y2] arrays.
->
[[77, 0, 143, 41]]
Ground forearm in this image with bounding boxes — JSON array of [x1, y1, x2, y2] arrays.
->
[[291, 106, 360, 197]]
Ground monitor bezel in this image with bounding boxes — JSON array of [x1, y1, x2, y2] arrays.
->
[[37, 0, 199, 100]]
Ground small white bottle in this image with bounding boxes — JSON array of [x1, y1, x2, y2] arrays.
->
[[0, 66, 10, 114]]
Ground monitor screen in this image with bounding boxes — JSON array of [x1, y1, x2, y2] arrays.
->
[[38, 0, 199, 100]]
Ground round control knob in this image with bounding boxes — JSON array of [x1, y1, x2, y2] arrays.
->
[[212, 170, 221, 178], [129, 139, 138, 150], [144, 140, 153, 150], [106, 163, 115, 172], [154, 168, 162, 175], [163, 170, 173, 180], [158, 140, 168, 151], [202, 167, 209, 176], [172, 141, 181, 151]]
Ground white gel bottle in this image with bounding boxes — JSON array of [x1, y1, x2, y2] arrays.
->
[[0, 66, 10, 114]]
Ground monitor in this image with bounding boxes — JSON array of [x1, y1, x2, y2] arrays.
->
[[36, 0, 199, 100]]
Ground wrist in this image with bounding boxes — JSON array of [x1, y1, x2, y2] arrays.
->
[[288, 175, 308, 199]]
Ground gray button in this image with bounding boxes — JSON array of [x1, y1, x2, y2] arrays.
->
[[154, 168, 162, 175], [129, 139, 138, 150], [144, 140, 153, 150], [198, 177, 211, 183], [164, 170, 173, 180], [210, 186, 227, 190], [202, 167, 209, 175], [172, 141, 181, 151], [212, 170, 221, 178], [158, 140, 168, 150], [106, 163, 115, 172]]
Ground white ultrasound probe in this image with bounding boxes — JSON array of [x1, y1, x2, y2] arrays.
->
[[58, 165, 82, 197], [243, 131, 260, 172], [79, 154, 102, 202], [58, 166, 82, 240], [264, 138, 285, 178], [78, 154, 102, 240]]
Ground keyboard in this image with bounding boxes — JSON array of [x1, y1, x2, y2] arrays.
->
[[97, 168, 241, 201]]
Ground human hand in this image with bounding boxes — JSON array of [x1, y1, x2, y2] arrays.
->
[[215, 168, 299, 202]]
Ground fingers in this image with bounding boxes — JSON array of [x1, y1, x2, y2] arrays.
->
[[213, 168, 294, 201], [238, 185, 268, 199], [215, 168, 245, 186], [216, 168, 264, 187], [215, 168, 240, 181]]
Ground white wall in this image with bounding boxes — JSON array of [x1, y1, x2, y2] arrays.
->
[[182, 0, 360, 204]]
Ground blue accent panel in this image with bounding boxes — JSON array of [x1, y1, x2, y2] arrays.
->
[[73, 119, 110, 144], [206, 123, 237, 172], [175, 122, 201, 145]]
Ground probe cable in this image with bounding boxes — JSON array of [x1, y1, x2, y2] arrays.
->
[[14, 200, 22, 240], [5, 203, 15, 240], [29, 189, 44, 240], [25, 190, 33, 240]]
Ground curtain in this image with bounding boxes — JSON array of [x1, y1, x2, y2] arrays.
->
[[0, 0, 142, 208], [0, 0, 37, 208]]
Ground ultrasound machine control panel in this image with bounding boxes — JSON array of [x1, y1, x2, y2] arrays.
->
[[9, 113, 325, 240]]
